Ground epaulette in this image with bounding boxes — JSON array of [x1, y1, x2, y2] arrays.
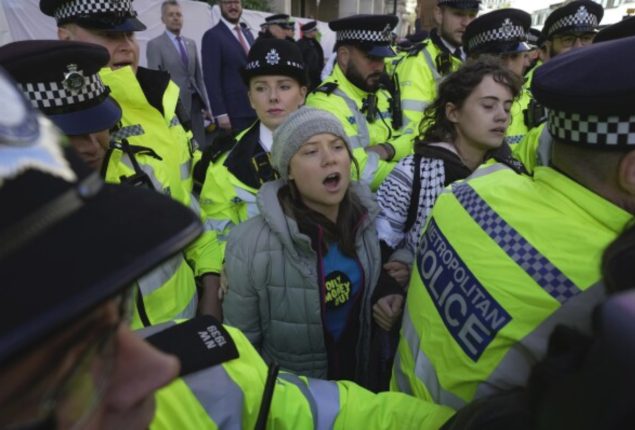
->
[[192, 131, 236, 194], [313, 82, 338, 95], [144, 316, 240, 377], [407, 40, 429, 57]]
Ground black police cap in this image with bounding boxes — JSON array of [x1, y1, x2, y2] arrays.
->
[[463, 8, 531, 56], [329, 14, 398, 58], [542, 0, 603, 41], [301, 20, 318, 32], [241, 38, 307, 86], [0, 40, 121, 136], [527, 27, 543, 47], [437, 0, 481, 10], [532, 35, 635, 149], [594, 15, 635, 43], [40, 0, 146, 32], [265, 13, 294, 29]]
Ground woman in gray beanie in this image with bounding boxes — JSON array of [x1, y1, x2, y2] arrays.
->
[[223, 107, 404, 389]]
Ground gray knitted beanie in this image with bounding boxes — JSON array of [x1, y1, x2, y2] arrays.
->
[[271, 107, 351, 180]]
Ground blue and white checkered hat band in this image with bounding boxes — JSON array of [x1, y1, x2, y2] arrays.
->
[[19, 73, 106, 110], [548, 110, 635, 146], [54, 0, 133, 21], [467, 19, 525, 52], [337, 29, 391, 44], [548, 6, 598, 37]]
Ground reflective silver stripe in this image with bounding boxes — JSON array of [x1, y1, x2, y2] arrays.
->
[[189, 194, 202, 216], [233, 187, 260, 219], [475, 281, 605, 399], [279, 373, 318, 429], [137, 254, 184, 295], [465, 162, 511, 181], [136, 321, 176, 338], [182, 363, 244, 429], [347, 134, 366, 149], [332, 88, 370, 148], [401, 99, 428, 112], [205, 218, 235, 234], [361, 151, 379, 185], [421, 48, 441, 82], [536, 125, 553, 168], [452, 182, 581, 303], [391, 348, 414, 395], [401, 308, 466, 409], [181, 159, 192, 180], [278, 373, 340, 430], [120, 154, 165, 192], [174, 293, 198, 319], [111, 124, 145, 141]]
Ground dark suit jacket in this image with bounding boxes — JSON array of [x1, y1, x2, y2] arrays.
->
[[201, 21, 256, 126], [147, 32, 210, 115]]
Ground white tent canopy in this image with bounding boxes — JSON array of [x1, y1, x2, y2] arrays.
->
[[0, 0, 335, 67]]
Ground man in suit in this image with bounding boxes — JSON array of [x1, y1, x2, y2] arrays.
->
[[201, 0, 256, 133], [147, 0, 211, 147]]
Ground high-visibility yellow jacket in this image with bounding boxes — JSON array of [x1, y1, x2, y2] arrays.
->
[[393, 34, 462, 139], [305, 64, 410, 190], [391, 163, 631, 410], [196, 123, 272, 274], [100, 66, 215, 327], [152, 322, 456, 429]]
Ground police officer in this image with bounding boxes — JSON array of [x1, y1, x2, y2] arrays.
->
[[0, 39, 216, 330], [393, 0, 480, 140], [391, 35, 635, 410], [512, 1, 605, 173], [258, 13, 295, 41], [305, 14, 412, 190], [193, 37, 308, 291], [39, 0, 221, 321], [0, 70, 456, 430], [462, 8, 532, 144], [0, 40, 120, 172], [541, 0, 604, 61]]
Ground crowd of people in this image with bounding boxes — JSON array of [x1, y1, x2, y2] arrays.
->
[[1, 0, 635, 428]]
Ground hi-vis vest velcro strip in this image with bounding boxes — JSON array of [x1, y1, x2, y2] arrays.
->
[[452, 182, 581, 303]]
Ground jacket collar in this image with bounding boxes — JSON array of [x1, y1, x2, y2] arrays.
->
[[224, 121, 277, 189], [256, 179, 378, 259]]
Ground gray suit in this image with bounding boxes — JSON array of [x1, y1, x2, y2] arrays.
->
[[147, 32, 210, 146]]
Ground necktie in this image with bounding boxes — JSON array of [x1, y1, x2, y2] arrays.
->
[[234, 25, 250, 54], [453, 47, 463, 61], [176, 36, 189, 69]]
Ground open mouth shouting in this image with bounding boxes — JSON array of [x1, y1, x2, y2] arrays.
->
[[323, 172, 342, 191]]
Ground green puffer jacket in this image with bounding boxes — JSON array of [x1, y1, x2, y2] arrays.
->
[[223, 179, 381, 383]]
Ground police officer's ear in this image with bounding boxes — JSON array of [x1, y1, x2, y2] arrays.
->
[[299, 85, 308, 104], [617, 150, 635, 196], [337, 46, 351, 70], [445, 102, 459, 124], [57, 24, 75, 41]]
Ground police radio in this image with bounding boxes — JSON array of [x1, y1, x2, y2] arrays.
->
[[362, 93, 378, 123], [524, 99, 547, 129], [379, 73, 403, 130]]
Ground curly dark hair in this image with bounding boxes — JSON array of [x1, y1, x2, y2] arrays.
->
[[417, 55, 523, 146]]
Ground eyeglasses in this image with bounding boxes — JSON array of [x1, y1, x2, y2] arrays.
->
[[554, 33, 595, 48], [3, 288, 134, 430]]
